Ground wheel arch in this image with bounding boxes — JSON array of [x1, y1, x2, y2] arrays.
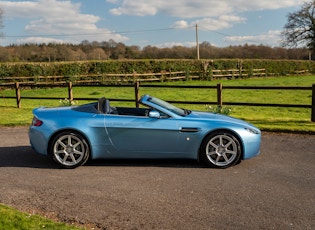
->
[[47, 128, 93, 159], [198, 128, 244, 161]]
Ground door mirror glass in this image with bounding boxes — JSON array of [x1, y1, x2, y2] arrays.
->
[[149, 110, 160, 118]]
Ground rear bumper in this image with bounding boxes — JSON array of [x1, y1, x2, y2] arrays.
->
[[29, 127, 49, 155]]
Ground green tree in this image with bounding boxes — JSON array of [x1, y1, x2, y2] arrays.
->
[[282, 0, 315, 53]]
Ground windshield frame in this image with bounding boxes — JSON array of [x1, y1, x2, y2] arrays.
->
[[147, 96, 187, 117]]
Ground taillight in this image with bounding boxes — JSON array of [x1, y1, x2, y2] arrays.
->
[[32, 117, 43, 126]]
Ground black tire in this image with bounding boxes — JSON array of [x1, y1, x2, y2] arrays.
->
[[50, 131, 90, 169], [200, 131, 241, 168]]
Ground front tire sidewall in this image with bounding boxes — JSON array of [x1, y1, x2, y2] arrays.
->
[[50, 132, 90, 169], [200, 131, 241, 169]]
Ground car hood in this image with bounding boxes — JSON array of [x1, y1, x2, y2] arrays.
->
[[188, 111, 257, 128]]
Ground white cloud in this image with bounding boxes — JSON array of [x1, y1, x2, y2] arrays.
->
[[173, 15, 246, 31], [17, 37, 65, 44], [157, 41, 196, 48], [109, 0, 303, 37], [2, 0, 85, 19], [108, 0, 304, 18], [109, 0, 158, 16], [195, 15, 246, 31], [224, 30, 282, 46], [0, 0, 129, 44], [109, 0, 233, 18], [106, 0, 120, 3], [172, 20, 189, 29], [234, 0, 303, 11]]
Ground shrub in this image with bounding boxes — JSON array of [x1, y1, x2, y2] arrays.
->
[[205, 105, 232, 116]]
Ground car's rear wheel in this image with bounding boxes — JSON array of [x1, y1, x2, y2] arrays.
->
[[200, 131, 241, 168], [51, 132, 90, 169]]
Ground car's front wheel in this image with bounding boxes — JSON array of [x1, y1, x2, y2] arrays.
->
[[50, 132, 90, 169], [200, 131, 241, 168]]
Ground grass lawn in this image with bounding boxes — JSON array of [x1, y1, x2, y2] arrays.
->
[[0, 204, 83, 230], [0, 75, 315, 133]]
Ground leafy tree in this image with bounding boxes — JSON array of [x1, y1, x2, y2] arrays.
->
[[282, 0, 315, 53]]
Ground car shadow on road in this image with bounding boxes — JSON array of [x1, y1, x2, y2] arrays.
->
[[0, 146, 59, 169], [87, 158, 201, 168], [0, 146, 202, 169]]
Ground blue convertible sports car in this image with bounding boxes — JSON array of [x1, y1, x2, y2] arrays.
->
[[29, 95, 261, 169]]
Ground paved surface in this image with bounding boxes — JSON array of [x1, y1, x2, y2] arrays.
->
[[0, 127, 314, 230]]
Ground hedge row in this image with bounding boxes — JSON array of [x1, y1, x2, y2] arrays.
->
[[0, 59, 313, 79]]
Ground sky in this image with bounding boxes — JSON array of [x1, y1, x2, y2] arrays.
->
[[0, 0, 306, 48]]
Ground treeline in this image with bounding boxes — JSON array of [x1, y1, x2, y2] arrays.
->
[[1, 59, 313, 80], [0, 40, 311, 62]]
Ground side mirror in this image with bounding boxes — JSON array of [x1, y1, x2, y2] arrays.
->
[[149, 110, 160, 118]]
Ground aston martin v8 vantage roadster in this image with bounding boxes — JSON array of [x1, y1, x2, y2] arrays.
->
[[29, 95, 261, 169]]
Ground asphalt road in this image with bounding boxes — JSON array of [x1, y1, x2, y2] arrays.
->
[[0, 127, 314, 230]]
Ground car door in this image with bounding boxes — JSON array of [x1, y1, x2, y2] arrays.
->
[[104, 114, 180, 157]]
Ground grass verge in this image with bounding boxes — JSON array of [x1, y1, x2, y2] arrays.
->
[[0, 204, 83, 230]]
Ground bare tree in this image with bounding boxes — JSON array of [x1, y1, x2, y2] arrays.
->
[[282, 0, 315, 52]]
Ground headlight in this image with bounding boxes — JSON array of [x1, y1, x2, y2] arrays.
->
[[245, 127, 260, 134]]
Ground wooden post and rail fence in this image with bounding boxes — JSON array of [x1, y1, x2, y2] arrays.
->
[[0, 69, 268, 85], [2, 81, 315, 122]]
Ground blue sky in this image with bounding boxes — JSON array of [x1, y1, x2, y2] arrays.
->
[[0, 0, 305, 48]]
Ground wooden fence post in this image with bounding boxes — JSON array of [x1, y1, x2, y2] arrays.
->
[[134, 81, 140, 108], [312, 84, 315, 122], [15, 82, 21, 108], [68, 82, 73, 101], [217, 83, 222, 107]]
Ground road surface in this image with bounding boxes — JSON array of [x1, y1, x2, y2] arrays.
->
[[0, 127, 314, 229]]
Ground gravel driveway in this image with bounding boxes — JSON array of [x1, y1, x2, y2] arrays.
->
[[0, 127, 314, 229]]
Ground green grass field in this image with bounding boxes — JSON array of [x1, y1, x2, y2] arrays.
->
[[0, 204, 83, 230], [1, 75, 315, 132]]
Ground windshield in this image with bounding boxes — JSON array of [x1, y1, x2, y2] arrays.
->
[[147, 96, 188, 116]]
